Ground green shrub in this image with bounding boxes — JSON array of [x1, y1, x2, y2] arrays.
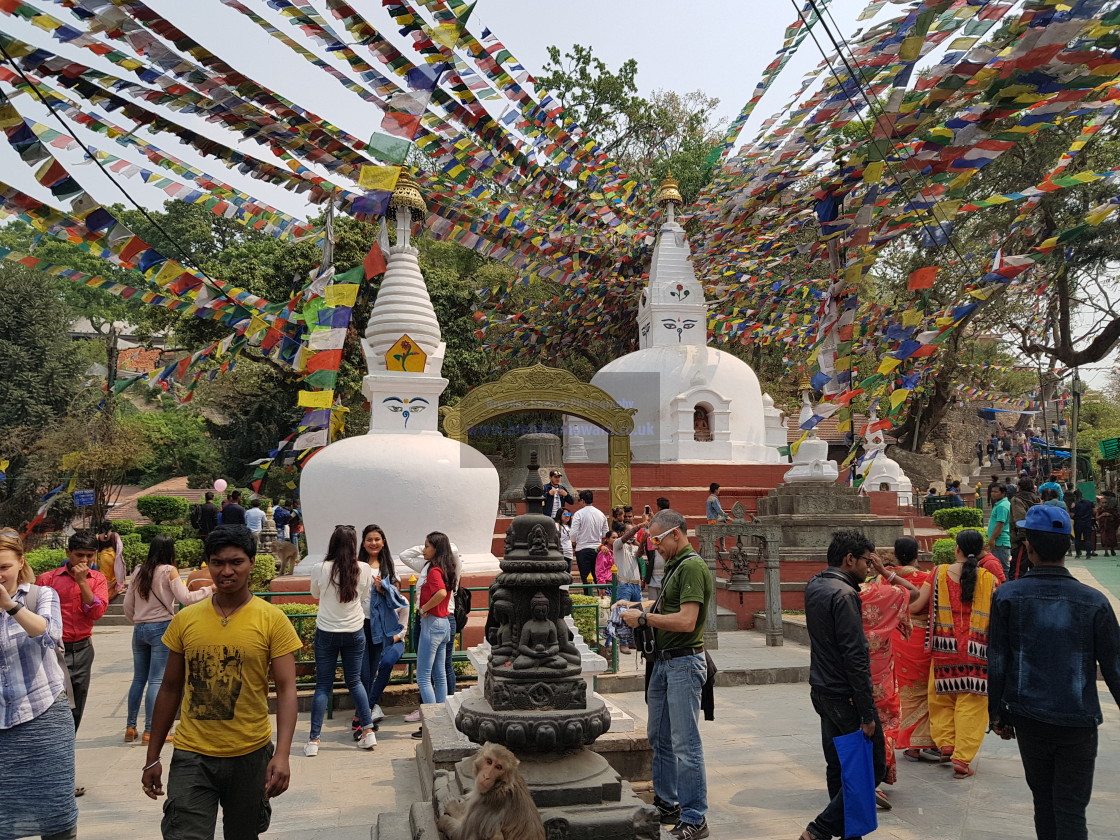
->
[[122, 536, 147, 572], [174, 539, 204, 569], [112, 520, 136, 535], [24, 548, 66, 575], [137, 524, 184, 543], [569, 594, 600, 649], [137, 496, 190, 524], [272, 602, 317, 661], [249, 554, 276, 592], [932, 538, 957, 565], [932, 507, 984, 530]]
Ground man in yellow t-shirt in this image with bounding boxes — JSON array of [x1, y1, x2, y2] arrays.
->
[[140, 526, 301, 840]]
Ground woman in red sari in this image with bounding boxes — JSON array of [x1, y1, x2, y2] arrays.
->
[[861, 552, 921, 807], [891, 537, 940, 762]]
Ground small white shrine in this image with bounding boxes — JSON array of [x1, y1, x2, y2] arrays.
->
[[857, 409, 913, 498], [298, 175, 500, 574], [583, 176, 780, 464]]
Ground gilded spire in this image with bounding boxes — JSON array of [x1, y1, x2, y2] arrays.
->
[[655, 172, 684, 207], [390, 172, 426, 222]]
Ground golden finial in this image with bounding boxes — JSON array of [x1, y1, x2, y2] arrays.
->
[[655, 172, 684, 207], [390, 172, 426, 222], [799, 373, 812, 392]]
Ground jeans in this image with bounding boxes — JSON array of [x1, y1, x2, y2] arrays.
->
[[574, 548, 597, 586], [309, 628, 371, 739], [646, 653, 708, 825], [1015, 715, 1098, 840], [617, 582, 643, 603], [991, 546, 1011, 575], [1073, 522, 1093, 556], [445, 614, 457, 697], [128, 620, 172, 731], [162, 743, 273, 840], [416, 615, 451, 705], [808, 691, 886, 840], [360, 620, 383, 709], [369, 641, 405, 707]]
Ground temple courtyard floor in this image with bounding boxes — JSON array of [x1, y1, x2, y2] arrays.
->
[[70, 556, 1120, 840]]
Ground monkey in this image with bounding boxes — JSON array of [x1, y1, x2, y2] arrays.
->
[[437, 742, 545, 840]]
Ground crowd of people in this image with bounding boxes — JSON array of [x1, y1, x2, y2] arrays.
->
[[3, 476, 1120, 840]]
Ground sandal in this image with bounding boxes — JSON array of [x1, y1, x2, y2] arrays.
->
[[951, 759, 974, 778], [74, 787, 85, 797]]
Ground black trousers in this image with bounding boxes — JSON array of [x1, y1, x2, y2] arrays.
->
[[1015, 715, 1098, 840], [64, 640, 95, 732], [162, 743, 274, 840], [1073, 522, 1093, 556], [808, 691, 886, 840], [574, 548, 597, 586]]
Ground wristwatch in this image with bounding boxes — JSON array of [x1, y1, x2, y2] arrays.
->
[[637, 611, 648, 628], [5, 604, 22, 617]]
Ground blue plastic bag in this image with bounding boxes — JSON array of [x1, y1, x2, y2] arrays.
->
[[833, 729, 878, 837]]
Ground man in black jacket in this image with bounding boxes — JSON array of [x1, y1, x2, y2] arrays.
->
[[801, 529, 886, 840]]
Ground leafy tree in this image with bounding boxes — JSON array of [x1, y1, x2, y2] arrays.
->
[[125, 409, 224, 484]]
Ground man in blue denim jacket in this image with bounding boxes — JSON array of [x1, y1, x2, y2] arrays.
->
[[988, 504, 1120, 840]]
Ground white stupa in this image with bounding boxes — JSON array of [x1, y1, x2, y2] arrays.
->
[[857, 408, 913, 499], [298, 175, 500, 574], [584, 176, 779, 464]]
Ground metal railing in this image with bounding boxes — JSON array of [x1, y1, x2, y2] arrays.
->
[[255, 571, 625, 689]]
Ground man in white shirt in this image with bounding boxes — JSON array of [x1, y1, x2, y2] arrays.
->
[[570, 490, 608, 584], [243, 499, 267, 534]]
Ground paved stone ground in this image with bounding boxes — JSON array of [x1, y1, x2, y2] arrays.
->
[[72, 623, 1120, 840]]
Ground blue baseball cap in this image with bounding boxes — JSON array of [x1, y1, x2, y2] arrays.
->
[[1016, 504, 1072, 535]]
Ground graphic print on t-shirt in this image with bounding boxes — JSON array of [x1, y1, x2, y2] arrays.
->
[[185, 645, 244, 720]]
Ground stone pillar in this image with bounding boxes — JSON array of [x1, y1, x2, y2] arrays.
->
[[259, 504, 277, 555]]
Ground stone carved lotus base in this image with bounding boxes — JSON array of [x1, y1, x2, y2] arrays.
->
[[456, 693, 611, 753]]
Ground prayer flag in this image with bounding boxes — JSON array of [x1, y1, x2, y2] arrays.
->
[[367, 133, 411, 165], [364, 238, 386, 279], [358, 165, 400, 192], [431, 1, 476, 47], [908, 266, 938, 290], [297, 389, 334, 409]]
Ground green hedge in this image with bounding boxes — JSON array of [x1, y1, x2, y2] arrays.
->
[[932, 507, 984, 529], [112, 520, 136, 535], [249, 554, 276, 592], [569, 594, 600, 649], [137, 524, 184, 543], [25, 548, 66, 575], [174, 539, 204, 569], [137, 495, 190, 524], [272, 602, 317, 661], [121, 533, 146, 571], [932, 538, 956, 565]]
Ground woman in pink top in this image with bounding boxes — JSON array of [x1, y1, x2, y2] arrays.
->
[[123, 536, 212, 743]]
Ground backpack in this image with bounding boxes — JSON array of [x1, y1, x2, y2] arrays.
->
[[453, 583, 471, 632], [273, 506, 290, 528], [189, 504, 203, 532]]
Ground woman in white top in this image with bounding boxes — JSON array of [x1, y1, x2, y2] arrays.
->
[[123, 535, 213, 743], [305, 525, 376, 755]]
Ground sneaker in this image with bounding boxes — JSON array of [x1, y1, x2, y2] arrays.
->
[[411, 727, 424, 740], [653, 796, 681, 826], [358, 729, 377, 750], [671, 819, 709, 839], [370, 704, 385, 724], [303, 740, 319, 757], [618, 645, 633, 655], [404, 709, 422, 723]]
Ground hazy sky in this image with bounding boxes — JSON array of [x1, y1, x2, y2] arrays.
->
[[0, 0, 873, 216], [0, 1, 1114, 388]]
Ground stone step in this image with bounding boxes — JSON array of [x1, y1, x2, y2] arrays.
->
[[99, 615, 133, 628], [408, 799, 441, 839], [715, 605, 737, 633], [751, 611, 811, 647], [374, 812, 410, 840]]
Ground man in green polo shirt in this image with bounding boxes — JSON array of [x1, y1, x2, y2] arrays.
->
[[989, 482, 1012, 575], [622, 509, 712, 840]]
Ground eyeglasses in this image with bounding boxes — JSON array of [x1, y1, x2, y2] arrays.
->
[[650, 526, 678, 545]]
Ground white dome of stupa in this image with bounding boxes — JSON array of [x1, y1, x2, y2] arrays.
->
[[299, 175, 500, 574], [583, 176, 780, 464]]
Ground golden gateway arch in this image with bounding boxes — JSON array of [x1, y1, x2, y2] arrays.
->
[[440, 364, 637, 509]]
